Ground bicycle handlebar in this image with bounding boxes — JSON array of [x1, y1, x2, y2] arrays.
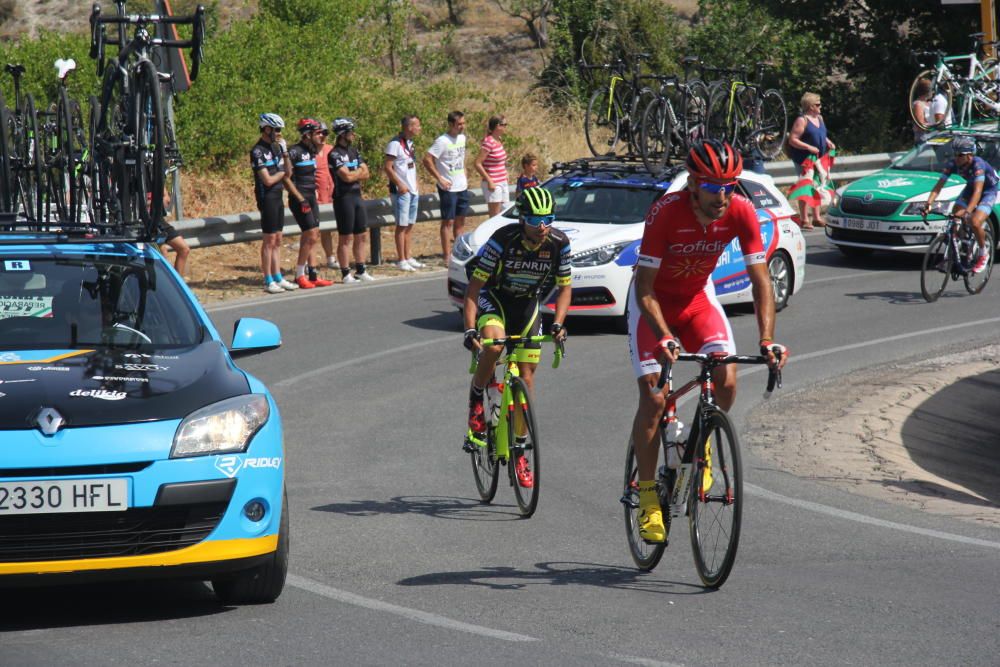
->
[[655, 351, 783, 396], [468, 334, 565, 372]]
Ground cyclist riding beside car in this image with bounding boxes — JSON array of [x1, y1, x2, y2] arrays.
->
[[923, 136, 996, 274], [462, 187, 571, 488], [628, 139, 787, 544]]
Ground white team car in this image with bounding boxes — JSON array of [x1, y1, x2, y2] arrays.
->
[[447, 158, 806, 328]]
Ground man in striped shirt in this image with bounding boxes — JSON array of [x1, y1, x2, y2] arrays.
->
[[475, 115, 509, 218]]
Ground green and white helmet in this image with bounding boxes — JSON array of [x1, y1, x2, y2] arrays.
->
[[516, 186, 554, 217]]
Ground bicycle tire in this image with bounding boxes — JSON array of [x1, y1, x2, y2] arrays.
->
[[23, 94, 43, 222], [50, 88, 76, 223], [681, 79, 710, 152], [705, 83, 732, 143], [0, 91, 13, 214], [689, 408, 742, 589], [134, 59, 166, 235], [585, 85, 621, 157], [626, 87, 656, 156], [755, 89, 787, 160], [622, 438, 667, 570], [909, 69, 951, 131], [470, 388, 500, 503], [639, 97, 671, 175], [508, 376, 539, 518], [99, 66, 129, 229], [920, 232, 951, 302], [964, 224, 994, 294], [4, 94, 21, 217]]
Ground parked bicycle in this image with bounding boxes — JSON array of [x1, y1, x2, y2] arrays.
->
[[466, 334, 564, 518], [705, 62, 787, 160], [1, 64, 44, 222], [920, 212, 994, 302], [582, 54, 655, 158], [909, 33, 999, 131], [621, 350, 782, 588], [638, 56, 710, 174]]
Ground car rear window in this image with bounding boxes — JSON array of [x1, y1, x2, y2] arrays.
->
[[0, 255, 204, 349]]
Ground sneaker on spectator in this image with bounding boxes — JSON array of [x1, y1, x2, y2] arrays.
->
[[407, 258, 425, 269], [327, 257, 340, 269], [265, 282, 284, 294], [343, 273, 359, 284], [278, 278, 299, 291], [397, 259, 416, 272], [358, 272, 376, 282], [295, 275, 316, 289], [312, 276, 334, 287]]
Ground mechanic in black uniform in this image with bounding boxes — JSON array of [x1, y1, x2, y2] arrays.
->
[[329, 117, 374, 283], [285, 118, 333, 288], [251, 113, 298, 293]]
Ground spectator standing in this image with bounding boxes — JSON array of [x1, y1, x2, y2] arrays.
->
[[786, 92, 836, 229], [912, 78, 933, 145], [251, 113, 298, 294], [384, 115, 425, 271], [159, 215, 190, 278], [475, 114, 509, 218], [515, 153, 540, 197], [314, 121, 339, 270], [423, 111, 469, 260], [330, 117, 375, 282], [285, 118, 333, 288], [930, 87, 954, 128]]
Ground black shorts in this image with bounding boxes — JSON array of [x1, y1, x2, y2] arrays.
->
[[290, 193, 319, 231], [334, 193, 368, 235], [476, 289, 543, 360], [159, 223, 180, 242], [258, 195, 285, 234]]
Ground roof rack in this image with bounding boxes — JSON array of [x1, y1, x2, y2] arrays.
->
[[0, 213, 161, 245], [551, 155, 684, 182]]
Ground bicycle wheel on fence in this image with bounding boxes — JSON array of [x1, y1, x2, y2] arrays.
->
[[622, 438, 667, 571], [508, 376, 539, 517], [640, 98, 671, 175], [920, 233, 952, 302], [755, 89, 788, 160], [585, 85, 621, 157], [682, 80, 710, 153], [910, 70, 951, 131], [964, 224, 994, 294], [689, 408, 742, 589], [134, 60, 166, 235]]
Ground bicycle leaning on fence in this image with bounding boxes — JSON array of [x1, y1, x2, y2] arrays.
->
[[466, 334, 564, 518], [620, 349, 782, 588], [919, 211, 994, 302]]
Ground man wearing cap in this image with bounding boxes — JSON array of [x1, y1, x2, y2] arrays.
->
[[285, 118, 333, 288], [251, 113, 299, 294], [329, 117, 374, 282]]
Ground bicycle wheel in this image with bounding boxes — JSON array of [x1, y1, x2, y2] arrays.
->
[[910, 70, 951, 131], [85, 95, 104, 226], [585, 85, 621, 157], [920, 233, 952, 302], [622, 438, 667, 570], [470, 389, 500, 503], [681, 79, 710, 152], [3, 95, 19, 217], [639, 97, 671, 174], [705, 84, 732, 143], [508, 376, 539, 518], [134, 59, 166, 233], [50, 88, 76, 223], [625, 87, 656, 156], [689, 408, 742, 589], [98, 66, 128, 228], [22, 94, 43, 222], [0, 91, 13, 214], [755, 89, 788, 160], [964, 224, 994, 294]]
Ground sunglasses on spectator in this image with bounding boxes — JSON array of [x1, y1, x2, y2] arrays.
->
[[523, 214, 555, 227], [697, 180, 738, 195]]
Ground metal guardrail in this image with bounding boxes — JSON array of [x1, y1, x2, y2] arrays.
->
[[174, 152, 903, 260]]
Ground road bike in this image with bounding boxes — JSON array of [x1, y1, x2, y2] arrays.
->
[[621, 350, 781, 588], [638, 56, 710, 174], [920, 212, 994, 302], [704, 62, 787, 160], [583, 54, 655, 158], [466, 334, 564, 518], [37, 59, 88, 225], [909, 33, 999, 131], [2, 64, 43, 222]]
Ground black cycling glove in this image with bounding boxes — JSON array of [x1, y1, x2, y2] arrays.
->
[[463, 328, 480, 351]]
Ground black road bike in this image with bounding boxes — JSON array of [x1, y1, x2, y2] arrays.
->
[[920, 212, 994, 302]]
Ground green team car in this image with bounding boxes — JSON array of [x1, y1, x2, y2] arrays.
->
[[826, 127, 1000, 256]]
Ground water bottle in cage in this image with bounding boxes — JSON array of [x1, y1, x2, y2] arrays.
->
[[664, 417, 685, 469], [487, 382, 501, 426]]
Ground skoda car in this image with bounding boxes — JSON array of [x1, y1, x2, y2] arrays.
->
[[0, 238, 287, 604], [447, 159, 806, 327], [826, 127, 1000, 256]]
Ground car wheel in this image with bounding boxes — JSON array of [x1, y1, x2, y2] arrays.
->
[[213, 488, 289, 605], [837, 246, 874, 259], [768, 251, 792, 312]]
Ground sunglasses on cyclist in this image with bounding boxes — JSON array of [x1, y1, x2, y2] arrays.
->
[[523, 214, 555, 227], [697, 179, 738, 195]]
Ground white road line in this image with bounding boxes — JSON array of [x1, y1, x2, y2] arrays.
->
[[747, 484, 1000, 549], [286, 574, 538, 642], [804, 270, 884, 285], [607, 654, 684, 667]]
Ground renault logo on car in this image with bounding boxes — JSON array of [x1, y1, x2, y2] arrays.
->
[[35, 407, 65, 436]]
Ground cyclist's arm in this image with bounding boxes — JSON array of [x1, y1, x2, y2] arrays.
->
[[551, 284, 571, 329], [255, 166, 284, 188], [965, 179, 985, 211], [550, 241, 572, 328], [746, 261, 776, 346], [463, 276, 485, 332]]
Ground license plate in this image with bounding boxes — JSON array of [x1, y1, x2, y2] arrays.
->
[[840, 217, 880, 231], [0, 478, 129, 515]]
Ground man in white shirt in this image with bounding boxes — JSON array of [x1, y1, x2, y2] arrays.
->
[[384, 115, 424, 271], [931, 91, 953, 127], [423, 111, 469, 259]]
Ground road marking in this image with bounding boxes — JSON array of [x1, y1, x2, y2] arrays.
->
[[747, 484, 1000, 549], [286, 574, 538, 642], [804, 270, 884, 285], [607, 655, 684, 667]]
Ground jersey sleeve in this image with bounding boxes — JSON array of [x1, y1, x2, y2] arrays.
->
[[333, 150, 349, 171], [385, 140, 400, 160], [472, 231, 506, 283], [939, 160, 956, 181], [250, 146, 268, 172], [555, 236, 572, 287], [637, 194, 675, 269], [971, 159, 987, 183], [733, 197, 766, 266]]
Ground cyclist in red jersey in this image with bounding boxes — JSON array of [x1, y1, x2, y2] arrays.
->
[[628, 139, 788, 543]]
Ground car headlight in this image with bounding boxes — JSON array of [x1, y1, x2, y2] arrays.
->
[[903, 200, 953, 216], [452, 233, 475, 262], [571, 241, 632, 267], [171, 394, 270, 458]]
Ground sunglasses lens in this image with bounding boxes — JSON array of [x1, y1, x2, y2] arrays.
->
[[699, 181, 737, 195], [524, 215, 554, 227]]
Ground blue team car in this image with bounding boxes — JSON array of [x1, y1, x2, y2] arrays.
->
[[0, 236, 288, 604]]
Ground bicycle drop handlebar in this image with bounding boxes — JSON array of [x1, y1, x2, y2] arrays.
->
[[656, 351, 783, 395], [468, 334, 565, 373]]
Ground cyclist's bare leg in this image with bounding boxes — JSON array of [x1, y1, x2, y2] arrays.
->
[[472, 323, 505, 390], [970, 208, 989, 247], [632, 373, 666, 481], [712, 364, 737, 412], [513, 361, 538, 437]]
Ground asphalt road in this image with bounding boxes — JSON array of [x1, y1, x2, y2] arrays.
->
[[3, 230, 999, 667]]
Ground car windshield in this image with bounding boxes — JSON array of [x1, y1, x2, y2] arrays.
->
[[503, 181, 663, 224], [0, 254, 204, 350], [892, 135, 1000, 173]]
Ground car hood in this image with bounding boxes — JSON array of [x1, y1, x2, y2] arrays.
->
[[843, 170, 963, 202], [468, 216, 642, 253], [0, 341, 250, 430]]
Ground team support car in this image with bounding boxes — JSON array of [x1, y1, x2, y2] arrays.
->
[[447, 158, 806, 326], [826, 126, 1000, 256], [0, 236, 288, 604]]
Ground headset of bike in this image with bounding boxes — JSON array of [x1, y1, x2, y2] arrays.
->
[[462, 187, 571, 486], [924, 135, 996, 274], [627, 138, 788, 544]]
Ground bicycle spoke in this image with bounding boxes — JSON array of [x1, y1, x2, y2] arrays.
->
[[964, 225, 993, 295], [622, 439, 666, 571], [508, 376, 539, 518], [921, 233, 952, 302]]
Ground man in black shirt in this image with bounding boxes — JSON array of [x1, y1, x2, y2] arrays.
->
[[285, 118, 333, 288], [330, 118, 374, 282], [251, 113, 298, 293]]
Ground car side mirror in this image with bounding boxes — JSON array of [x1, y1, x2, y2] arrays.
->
[[230, 318, 281, 357]]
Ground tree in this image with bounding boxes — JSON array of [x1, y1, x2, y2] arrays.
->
[[494, 0, 553, 48]]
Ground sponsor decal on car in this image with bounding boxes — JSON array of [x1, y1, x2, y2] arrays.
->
[[0, 296, 53, 319], [214, 455, 283, 478], [92, 375, 149, 383], [876, 177, 914, 189], [121, 353, 180, 360], [115, 363, 169, 372], [69, 389, 127, 401], [27, 366, 70, 372]]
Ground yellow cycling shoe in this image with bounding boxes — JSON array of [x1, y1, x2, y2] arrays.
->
[[638, 506, 667, 543], [702, 436, 713, 494]]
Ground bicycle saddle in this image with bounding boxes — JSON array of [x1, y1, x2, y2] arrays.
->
[[54, 58, 77, 80], [5, 63, 25, 76]]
